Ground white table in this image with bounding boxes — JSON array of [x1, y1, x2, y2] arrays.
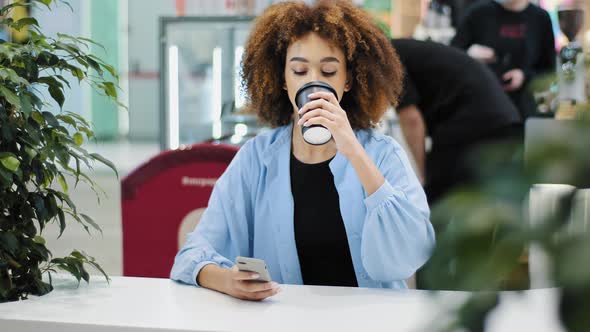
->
[[0, 275, 565, 332]]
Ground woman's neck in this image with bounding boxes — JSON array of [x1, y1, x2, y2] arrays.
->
[[291, 122, 337, 164]]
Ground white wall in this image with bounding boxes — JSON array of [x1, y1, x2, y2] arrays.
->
[[126, 1, 175, 141]]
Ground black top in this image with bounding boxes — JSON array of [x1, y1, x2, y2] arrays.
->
[[451, 1, 555, 115], [391, 38, 521, 147], [290, 153, 358, 287], [437, 0, 482, 28]]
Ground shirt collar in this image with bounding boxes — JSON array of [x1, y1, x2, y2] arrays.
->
[[262, 123, 367, 186]]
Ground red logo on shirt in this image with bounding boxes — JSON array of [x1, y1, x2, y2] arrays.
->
[[499, 24, 527, 39]]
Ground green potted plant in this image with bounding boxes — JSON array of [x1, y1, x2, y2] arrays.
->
[[422, 117, 590, 331], [0, 0, 122, 302]]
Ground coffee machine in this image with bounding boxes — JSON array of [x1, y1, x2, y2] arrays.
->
[[557, 4, 586, 104]]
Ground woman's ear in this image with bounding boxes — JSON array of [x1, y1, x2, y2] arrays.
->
[[344, 71, 353, 92]]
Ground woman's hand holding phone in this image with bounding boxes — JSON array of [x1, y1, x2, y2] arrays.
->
[[222, 265, 281, 301], [197, 263, 280, 301]]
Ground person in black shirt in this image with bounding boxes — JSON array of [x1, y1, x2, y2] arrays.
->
[[437, 0, 481, 28], [451, 0, 556, 118], [391, 38, 522, 204]]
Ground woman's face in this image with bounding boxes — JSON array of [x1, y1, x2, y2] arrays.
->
[[284, 32, 350, 113]]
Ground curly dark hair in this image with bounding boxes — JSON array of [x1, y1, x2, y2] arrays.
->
[[241, 0, 403, 130]]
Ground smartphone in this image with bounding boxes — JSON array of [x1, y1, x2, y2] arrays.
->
[[235, 256, 272, 282]]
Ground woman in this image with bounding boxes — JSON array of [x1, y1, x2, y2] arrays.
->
[[171, 0, 435, 301]]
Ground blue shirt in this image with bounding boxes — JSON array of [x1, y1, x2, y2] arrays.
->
[[170, 125, 435, 289]]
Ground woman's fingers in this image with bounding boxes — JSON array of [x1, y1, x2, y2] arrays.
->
[[302, 115, 334, 129], [235, 281, 281, 301], [237, 286, 281, 301], [309, 91, 339, 105], [298, 108, 336, 125], [251, 287, 281, 300], [231, 267, 261, 281], [225, 266, 281, 301], [298, 97, 340, 116], [236, 280, 277, 293]]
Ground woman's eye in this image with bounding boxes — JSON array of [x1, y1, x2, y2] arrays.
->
[[323, 72, 336, 77], [293, 71, 307, 76]]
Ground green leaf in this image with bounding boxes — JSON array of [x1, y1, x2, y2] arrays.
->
[[80, 213, 101, 233], [48, 84, 65, 108], [30, 93, 44, 109], [45, 194, 59, 219], [54, 75, 71, 89], [36, 51, 59, 66], [55, 125, 70, 135], [0, 153, 20, 172], [65, 111, 90, 127], [79, 126, 94, 139], [86, 57, 103, 75], [71, 154, 81, 187], [71, 67, 84, 82], [73, 132, 83, 146], [33, 235, 46, 245], [0, 165, 13, 185], [0, 68, 30, 86], [37, 77, 65, 108], [20, 93, 33, 116], [31, 111, 45, 125], [79, 263, 90, 283], [57, 173, 68, 193], [55, 261, 81, 282], [56, 114, 78, 128], [70, 250, 84, 260], [90, 153, 118, 178], [0, 232, 18, 255], [32, 194, 47, 222], [56, 192, 76, 212], [62, 209, 90, 235], [76, 251, 110, 283], [57, 209, 66, 237], [102, 64, 118, 79], [0, 85, 21, 108], [64, 35, 105, 51], [54, 41, 81, 56], [0, 3, 29, 16], [25, 146, 38, 159], [0, 19, 14, 26], [74, 56, 88, 68], [36, 0, 53, 8], [42, 111, 59, 127], [86, 259, 110, 283], [101, 82, 117, 98], [12, 17, 39, 31], [37, 76, 63, 89]]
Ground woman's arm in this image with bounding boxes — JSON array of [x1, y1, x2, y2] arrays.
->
[[170, 141, 280, 300], [298, 91, 435, 282], [170, 142, 253, 286], [346, 140, 385, 196], [359, 139, 435, 282]]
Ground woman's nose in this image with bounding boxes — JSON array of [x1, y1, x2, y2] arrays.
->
[[309, 70, 319, 82]]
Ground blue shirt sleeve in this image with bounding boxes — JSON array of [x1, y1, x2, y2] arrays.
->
[[170, 141, 256, 286], [360, 139, 435, 282]]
